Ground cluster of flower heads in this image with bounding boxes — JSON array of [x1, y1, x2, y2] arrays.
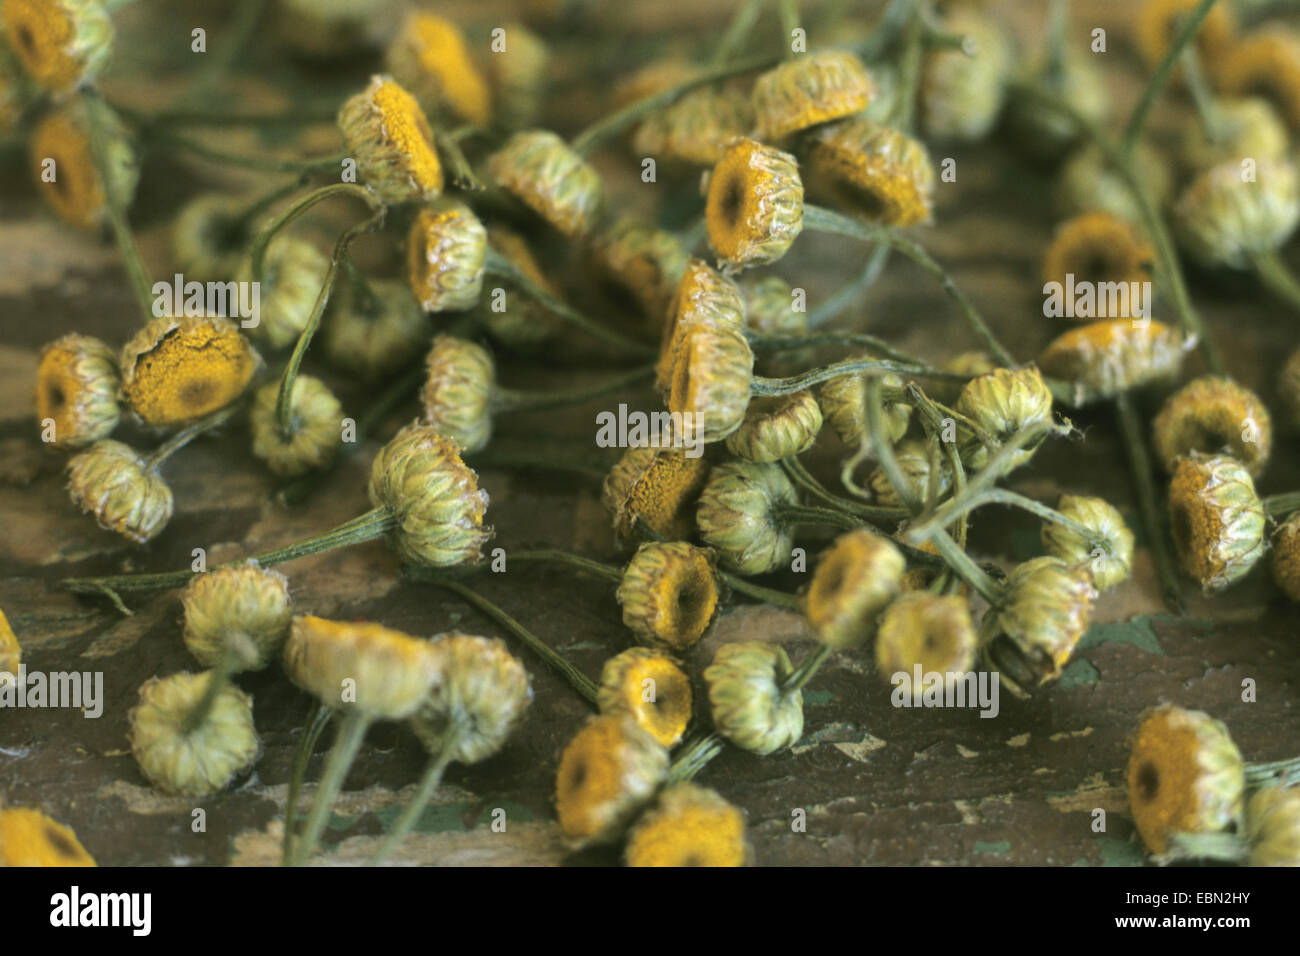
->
[[6, 0, 1300, 867]]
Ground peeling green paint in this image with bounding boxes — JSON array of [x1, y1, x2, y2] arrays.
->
[[1094, 835, 1145, 867], [1078, 617, 1164, 655], [974, 839, 1011, 855], [1059, 658, 1102, 688], [803, 689, 836, 706]]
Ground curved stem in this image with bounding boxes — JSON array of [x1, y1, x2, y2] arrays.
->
[[778, 0, 800, 59], [290, 710, 371, 866], [1180, 46, 1223, 141], [368, 745, 457, 865], [283, 703, 332, 865], [434, 127, 483, 191], [164, 132, 347, 174], [915, 527, 1003, 604], [248, 183, 380, 289], [504, 549, 623, 584], [1251, 250, 1300, 312], [143, 406, 237, 471], [784, 644, 832, 694], [667, 731, 726, 783], [751, 357, 933, 396], [490, 365, 655, 413], [712, 0, 768, 67], [890, 2, 924, 131], [1116, 393, 1183, 613], [180, 653, 238, 736], [1121, 0, 1219, 154], [807, 245, 892, 327], [720, 571, 802, 611], [230, 175, 312, 234], [1245, 755, 1300, 787], [917, 488, 1115, 554], [775, 502, 865, 531], [782, 456, 907, 522], [749, 330, 949, 373], [1046, 0, 1069, 83], [1262, 490, 1300, 519], [866, 375, 922, 515]]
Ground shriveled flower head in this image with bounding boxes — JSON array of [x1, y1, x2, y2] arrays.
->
[[420, 335, 494, 454], [240, 237, 329, 350], [487, 21, 549, 130], [324, 278, 430, 379], [980, 556, 1097, 698], [120, 316, 260, 427], [284, 614, 443, 719], [0, 608, 18, 681], [875, 592, 978, 684], [128, 672, 259, 797], [411, 633, 531, 765], [1042, 213, 1156, 317], [554, 714, 668, 847], [489, 129, 603, 239], [920, 7, 1012, 141], [67, 440, 172, 544], [1174, 158, 1300, 270], [667, 326, 754, 444], [626, 782, 750, 867], [1038, 319, 1186, 406], [725, 390, 822, 463], [171, 194, 256, 284], [1168, 453, 1267, 593], [587, 218, 689, 329], [29, 99, 137, 230], [740, 275, 807, 339], [338, 74, 443, 204], [1153, 376, 1271, 478], [597, 647, 692, 748], [752, 50, 875, 141], [616, 541, 719, 652], [367, 422, 493, 566], [633, 84, 754, 167], [704, 641, 803, 756], [602, 447, 711, 548], [250, 376, 343, 478], [818, 369, 911, 449], [803, 118, 935, 226], [1180, 97, 1289, 173], [1270, 511, 1300, 603], [1135, 0, 1235, 71], [2, 0, 113, 92], [869, 438, 952, 508], [1126, 704, 1244, 856], [181, 561, 292, 671], [1042, 495, 1135, 592], [0, 808, 95, 867], [1245, 785, 1300, 867], [657, 259, 745, 390], [696, 460, 798, 574], [804, 529, 904, 650], [705, 137, 804, 271], [955, 365, 1054, 469], [480, 227, 565, 348], [1057, 142, 1171, 226], [1214, 27, 1300, 131], [35, 333, 119, 448], [407, 200, 486, 313], [385, 11, 491, 126]]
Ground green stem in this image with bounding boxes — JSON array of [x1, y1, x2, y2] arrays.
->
[[775, 502, 865, 531], [749, 330, 943, 371], [720, 571, 802, 610], [784, 644, 832, 693], [782, 456, 907, 522], [368, 745, 457, 865], [917, 488, 1116, 554], [1251, 250, 1300, 312], [172, 0, 269, 108], [504, 549, 623, 583], [230, 175, 313, 234], [248, 183, 380, 289], [1046, 0, 1069, 83], [1262, 491, 1300, 519], [290, 710, 371, 866], [667, 732, 726, 783], [1121, 0, 1219, 154], [1116, 393, 1183, 613], [806, 245, 892, 327], [491, 365, 655, 413], [751, 357, 935, 396], [1245, 755, 1300, 786], [163, 132, 347, 174], [890, 2, 924, 131], [283, 703, 332, 865], [778, 0, 800, 58], [434, 128, 483, 191], [119, 105, 339, 129], [856, 0, 912, 61], [1180, 46, 1223, 141], [712, 0, 768, 67], [180, 652, 238, 735], [917, 527, 1004, 604], [866, 374, 922, 514], [142, 406, 237, 471]]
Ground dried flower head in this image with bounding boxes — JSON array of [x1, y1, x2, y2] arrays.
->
[[875, 593, 978, 683], [597, 646, 692, 748], [920, 7, 1012, 141], [128, 671, 260, 797], [633, 84, 754, 167], [1153, 376, 1271, 478], [338, 74, 444, 203], [1270, 511, 1300, 603], [668, 326, 754, 444], [616, 541, 720, 652], [1038, 319, 1186, 406], [625, 782, 750, 867], [489, 129, 603, 239], [0, 607, 19, 681], [1041, 213, 1155, 317], [487, 21, 548, 130], [1168, 453, 1267, 592], [803, 118, 936, 226], [480, 226, 565, 348], [1174, 158, 1300, 270], [1134, 0, 1235, 71], [602, 446, 711, 548], [367, 422, 493, 566], [980, 556, 1097, 698], [869, 438, 953, 508], [420, 335, 494, 454], [818, 368, 911, 449], [250, 376, 343, 478], [955, 365, 1054, 469], [657, 259, 745, 391], [323, 278, 430, 379], [804, 529, 905, 650], [1126, 704, 1244, 856], [1057, 142, 1171, 226], [554, 714, 668, 847], [181, 561, 292, 671], [66, 440, 172, 544], [1042, 494, 1136, 591], [120, 316, 260, 427], [740, 275, 806, 339], [407, 200, 487, 313], [242, 237, 330, 350], [386, 11, 491, 126], [172, 194, 252, 283], [704, 641, 803, 756], [725, 390, 822, 463], [0, 808, 95, 867], [1245, 785, 1300, 867], [1214, 27, 1300, 131], [2, 0, 113, 92], [587, 218, 689, 330], [1180, 97, 1289, 173], [29, 99, 137, 229], [35, 333, 120, 448], [752, 51, 875, 141], [696, 460, 798, 574], [705, 137, 804, 271]]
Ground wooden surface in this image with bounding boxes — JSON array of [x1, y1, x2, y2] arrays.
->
[[1, 0, 1299, 866]]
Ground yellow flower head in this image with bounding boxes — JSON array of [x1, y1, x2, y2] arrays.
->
[[625, 782, 750, 867], [587, 218, 689, 331], [597, 646, 692, 748], [324, 277, 430, 379], [0, 807, 95, 866], [338, 74, 444, 204], [875, 592, 977, 683], [602, 446, 712, 548], [407, 200, 487, 313], [386, 12, 491, 126], [2, 0, 112, 92], [66, 439, 173, 544], [1135, 0, 1235, 71], [752, 50, 875, 141], [706, 137, 804, 271], [657, 258, 745, 390], [120, 316, 260, 427], [1153, 375, 1271, 478], [818, 368, 911, 448], [1038, 319, 1186, 406], [0, 608, 19, 680], [480, 226, 566, 348], [633, 84, 755, 167], [617, 541, 720, 652], [36, 333, 120, 448], [1041, 494, 1136, 592], [240, 237, 330, 350], [1245, 785, 1300, 867], [725, 390, 823, 463], [554, 714, 668, 847], [955, 365, 1054, 470], [803, 118, 936, 226], [1214, 28, 1300, 131], [696, 460, 798, 574], [489, 129, 604, 239], [29, 99, 137, 229], [420, 335, 495, 455], [668, 325, 754, 444], [1042, 213, 1156, 317], [1057, 142, 1171, 226], [1270, 511, 1300, 603], [704, 641, 803, 756], [181, 561, 292, 671], [1168, 453, 1267, 593], [1126, 704, 1244, 856], [249, 375, 344, 478], [805, 528, 905, 650]]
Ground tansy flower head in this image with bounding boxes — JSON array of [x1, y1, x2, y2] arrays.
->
[[120, 316, 260, 427], [480, 226, 565, 348], [554, 714, 668, 847], [487, 21, 548, 130], [869, 438, 952, 508], [66, 440, 172, 544], [250, 376, 344, 478], [875, 592, 977, 684], [740, 275, 806, 339], [367, 422, 493, 566], [706, 137, 804, 271], [804, 528, 904, 650], [1042, 213, 1155, 317], [1245, 785, 1300, 867], [1213, 27, 1300, 131], [2, 0, 112, 92], [338, 75, 444, 204], [668, 326, 754, 444], [181, 561, 292, 671], [803, 118, 935, 226], [407, 200, 487, 313], [241, 237, 330, 350], [420, 335, 495, 454], [1038, 319, 1186, 406], [1153, 375, 1271, 478], [0, 808, 94, 866], [324, 277, 430, 379], [489, 129, 603, 239], [657, 258, 745, 390], [284, 615, 443, 719], [1042, 495, 1135, 591], [1168, 453, 1267, 592], [980, 556, 1097, 698], [386, 11, 491, 127], [1180, 97, 1289, 173], [633, 84, 754, 167], [625, 782, 750, 867], [172, 194, 252, 284], [1134, 0, 1235, 71], [616, 541, 720, 652], [29, 98, 137, 230], [920, 6, 1013, 141], [1174, 158, 1300, 270], [696, 460, 798, 574], [597, 646, 692, 748], [1126, 704, 1244, 856], [411, 633, 531, 765], [35, 333, 120, 448], [1057, 142, 1171, 226], [752, 50, 875, 141], [955, 365, 1054, 470], [0, 608, 19, 680], [128, 672, 260, 797], [818, 368, 911, 449], [704, 641, 803, 756], [587, 218, 689, 330], [1270, 512, 1300, 603], [602, 446, 711, 548], [725, 390, 822, 463]]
